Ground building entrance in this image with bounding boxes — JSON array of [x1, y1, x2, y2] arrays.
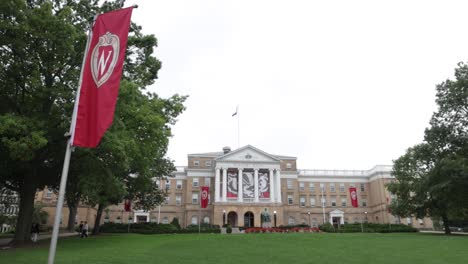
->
[[227, 211, 238, 227], [244, 212, 254, 227]]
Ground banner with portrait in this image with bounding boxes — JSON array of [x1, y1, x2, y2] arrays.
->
[[227, 171, 238, 198], [243, 171, 254, 198], [258, 171, 270, 198]]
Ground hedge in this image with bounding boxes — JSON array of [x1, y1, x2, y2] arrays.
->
[[319, 223, 418, 233], [99, 222, 220, 234]]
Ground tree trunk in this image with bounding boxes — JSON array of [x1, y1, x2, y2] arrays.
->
[[67, 202, 78, 232], [441, 213, 451, 235], [92, 204, 104, 235], [12, 173, 38, 245]]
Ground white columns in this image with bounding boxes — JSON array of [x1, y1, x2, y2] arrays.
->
[[254, 169, 259, 202], [276, 169, 282, 203], [215, 168, 220, 202], [238, 168, 243, 202], [222, 168, 227, 202], [269, 169, 275, 203]]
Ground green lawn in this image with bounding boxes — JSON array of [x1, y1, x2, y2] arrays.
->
[[1, 233, 467, 264]]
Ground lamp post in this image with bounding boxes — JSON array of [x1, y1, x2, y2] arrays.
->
[[223, 210, 226, 226], [308, 211, 311, 227], [361, 211, 368, 233], [273, 211, 277, 227]]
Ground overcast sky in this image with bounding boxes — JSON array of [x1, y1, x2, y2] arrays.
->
[[125, 0, 467, 170]]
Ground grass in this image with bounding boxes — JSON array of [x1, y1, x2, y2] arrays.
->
[[1, 233, 467, 264]]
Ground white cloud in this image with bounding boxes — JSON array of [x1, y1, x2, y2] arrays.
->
[[126, 0, 467, 169]]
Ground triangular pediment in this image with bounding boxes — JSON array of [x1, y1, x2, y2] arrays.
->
[[330, 209, 344, 214], [215, 145, 280, 163]]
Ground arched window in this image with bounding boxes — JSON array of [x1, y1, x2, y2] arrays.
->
[[191, 216, 198, 225], [288, 216, 295, 225], [203, 216, 210, 224], [162, 217, 169, 224]]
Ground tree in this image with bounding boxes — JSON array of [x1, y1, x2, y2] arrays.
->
[[0, 0, 186, 244], [388, 62, 468, 234]]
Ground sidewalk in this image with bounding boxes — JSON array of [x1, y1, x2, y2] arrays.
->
[[0, 232, 78, 247], [419, 230, 468, 235]]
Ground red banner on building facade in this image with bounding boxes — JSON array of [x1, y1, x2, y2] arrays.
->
[[201, 186, 209, 208], [349, 187, 358, 208], [71, 7, 133, 148], [124, 199, 132, 212]]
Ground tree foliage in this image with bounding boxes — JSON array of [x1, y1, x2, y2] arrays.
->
[[388, 62, 468, 234], [0, 0, 186, 243]]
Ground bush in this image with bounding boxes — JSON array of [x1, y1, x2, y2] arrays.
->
[[226, 224, 232, 234], [99, 222, 220, 234], [319, 223, 418, 233], [170, 218, 181, 230]]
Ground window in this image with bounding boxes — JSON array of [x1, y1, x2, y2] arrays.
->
[[115, 217, 121, 224], [164, 196, 169, 205], [287, 180, 293, 190], [191, 216, 198, 225], [176, 195, 181, 206], [310, 197, 316, 207], [299, 182, 305, 191], [286, 163, 292, 169], [321, 197, 326, 207], [162, 217, 169, 224], [288, 216, 295, 225], [339, 183, 345, 192], [192, 193, 199, 204], [312, 218, 318, 227], [309, 183, 315, 193], [193, 160, 199, 167], [204, 177, 211, 186], [331, 197, 336, 207], [341, 197, 347, 207], [203, 216, 210, 224], [176, 180, 182, 190], [193, 178, 199, 187], [288, 194, 294, 205], [300, 196, 306, 207], [320, 183, 325, 193], [330, 184, 335, 193], [406, 217, 412, 225], [205, 160, 212, 167], [349, 183, 355, 188], [360, 183, 365, 192], [361, 199, 367, 207], [418, 219, 424, 225], [46, 190, 53, 199], [165, 179, 170, 191]]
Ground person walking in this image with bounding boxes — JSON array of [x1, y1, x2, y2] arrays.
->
[[78, 221, 84, 237], [81, 221, 88, 238], [31, 223, 40, 243]]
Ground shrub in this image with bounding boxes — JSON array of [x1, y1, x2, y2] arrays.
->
[[170, 218, 181, 230], [226, 224, 232, 234]]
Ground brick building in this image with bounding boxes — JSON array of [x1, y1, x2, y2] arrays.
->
[[37, 145, 433, 229]]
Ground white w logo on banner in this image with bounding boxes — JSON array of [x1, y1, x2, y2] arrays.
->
[[91, 32, 120, 87], [98, 50, 113, 76]]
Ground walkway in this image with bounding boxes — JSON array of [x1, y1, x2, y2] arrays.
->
[[0, 232, 78, 247]]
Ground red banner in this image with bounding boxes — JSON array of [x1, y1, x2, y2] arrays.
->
[[124, 199, 131, 212], [201, 186, 209, 208], [349, 187, 358, 208], [71, 7, 133, 148]]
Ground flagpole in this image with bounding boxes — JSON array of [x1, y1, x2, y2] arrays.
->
[[47, 14, 96, 264], [237, 105, 240, 149]]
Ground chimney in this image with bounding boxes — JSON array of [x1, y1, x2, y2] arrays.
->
[[222, 146, 231, 154]]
